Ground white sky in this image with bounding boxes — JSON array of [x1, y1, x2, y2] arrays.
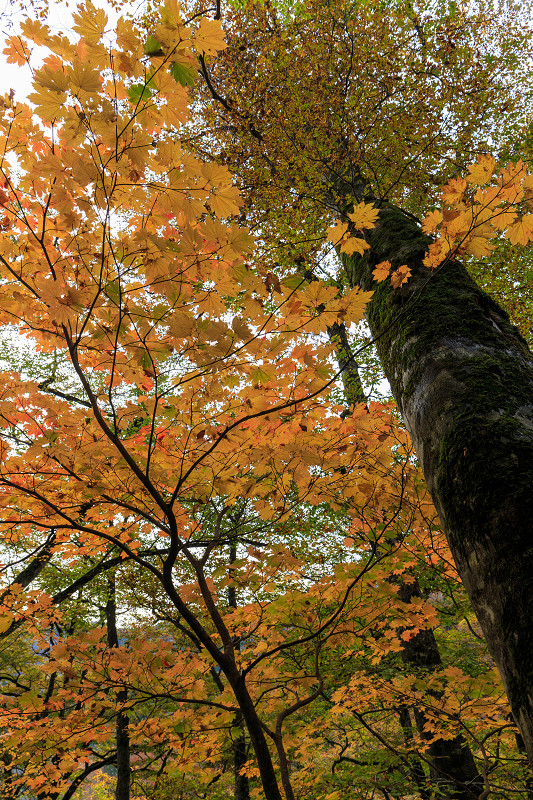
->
[[0, 0, 122, 102]]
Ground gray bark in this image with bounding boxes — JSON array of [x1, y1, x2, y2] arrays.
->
[[340, 200, 533, 768]]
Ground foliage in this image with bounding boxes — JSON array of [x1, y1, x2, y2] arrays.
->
[[0, 0, 531, 799]]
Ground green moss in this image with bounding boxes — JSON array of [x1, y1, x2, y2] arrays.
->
[[343, 204, 528, 402]]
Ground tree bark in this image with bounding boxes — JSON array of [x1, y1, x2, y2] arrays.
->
[[106, 578, 131, 800], [329, 322, 483, 798], [341, 201, 533, 767], [229, 540, 251, 800]]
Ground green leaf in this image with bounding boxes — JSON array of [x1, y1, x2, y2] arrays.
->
[[169, 61, 196, 87], [105, 280, 120, 304], [127, 83, 152, 104], [144, 35, 163, 56], [282, 273, 306, 289]]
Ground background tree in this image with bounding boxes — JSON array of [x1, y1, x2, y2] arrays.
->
[[184, 0, 533, 768]]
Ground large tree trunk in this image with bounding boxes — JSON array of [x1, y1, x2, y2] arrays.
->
[[341, 201, 533, 766]]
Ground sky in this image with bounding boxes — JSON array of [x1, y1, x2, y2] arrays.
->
[[0, 0, 123, 102]]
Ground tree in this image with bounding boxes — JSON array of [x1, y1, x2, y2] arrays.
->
[[187, 0, 533, 770], [0, 5, 442, 799], [1, 0, 533, 798]]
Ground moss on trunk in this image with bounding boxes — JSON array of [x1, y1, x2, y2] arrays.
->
[[343, 204, 533, 767]]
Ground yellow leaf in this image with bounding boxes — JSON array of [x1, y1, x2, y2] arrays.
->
[[3, 36, 29, 66], [161, 0, 184, 29], [423, 239, 452, 268], [209, 186, 241, 218], [489, 209, 517, 231], [250, 365, 273, 385], [326, 220, 348, 244], [68, 60, 102, 93], [34, 57, 70, 93], [0, 613, 13, 633], [340, 235, 370, 256], [390, 265, 411, 289], [421, 209, 443, 234], [193, 19, 227, 56], [168, 312, 195, 338], [72, 1, 108, 46], [508, 215, 533, 246], [372, 260, 392, 283], [340, 286, 373, 324], [441, 177, 467, 204], [465, 155, 496, 186], [19, 17, 51, 45], [464, 236, 494, 258], [27, 89, 68, 121], [347, 201, 379, 230]]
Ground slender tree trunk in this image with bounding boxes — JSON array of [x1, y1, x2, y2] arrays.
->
[[398, 581, 483, 799], [340, 199, 533, 768], [397, 706, 430, 800], [106, 578, 131, 800], [229, 540, 251, 800], [329, 322, 483, 799]]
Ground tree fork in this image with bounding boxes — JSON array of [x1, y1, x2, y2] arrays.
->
[[341, 202, 533, 767]]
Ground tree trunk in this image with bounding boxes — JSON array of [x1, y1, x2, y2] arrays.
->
[[341, 200, 533, 767], [329, 322, 483, 798], [106, 579, 131, 800], [398, 581, 483, 799], [229, 540, 251, 800]]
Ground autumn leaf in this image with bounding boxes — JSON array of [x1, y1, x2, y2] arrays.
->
[[508, 215, 533, 246], [169, 60, 196, 87], [465, 154, 496, 186], [464, 236, 494, 258], [67, 61, 101, 94], [421, 209, 443, 234], [441, 177, 467, 204], [193, 19, 227, 56], [326, 220, 349, 244], [390, 265, 411, 288], [3, 36, 29, 66], [347, 201, 380, 230], [340, 235, 370, 256], [372, 260, 392, 283], [72, 1, 108, 46]]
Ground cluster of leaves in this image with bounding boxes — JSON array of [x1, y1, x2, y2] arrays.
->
[[0, 0, 531, 799]]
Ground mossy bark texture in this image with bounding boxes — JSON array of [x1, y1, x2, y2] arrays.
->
[[344, 204, 533, 767]]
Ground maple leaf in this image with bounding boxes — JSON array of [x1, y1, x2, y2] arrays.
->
[[466, 155, 496, 186], [340, 235, 370, 256], [421, 209, 443, 234], [27, 89, 68, 121], [193, 19, 227, 56], [347, 201, 379, 230], [34, 57, 70, 93], [72, 1, 108, 46], [372, 260, 392, 283], [508, 215, 533, 246], [67, 60, 101, 94], [326, 220, 348, 244], [390, 265, 411, 288], [209, 186, 241, 218], [464, 236, 494, 258], [441, 177, 467, 204], [3, 36, 29, 67]]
